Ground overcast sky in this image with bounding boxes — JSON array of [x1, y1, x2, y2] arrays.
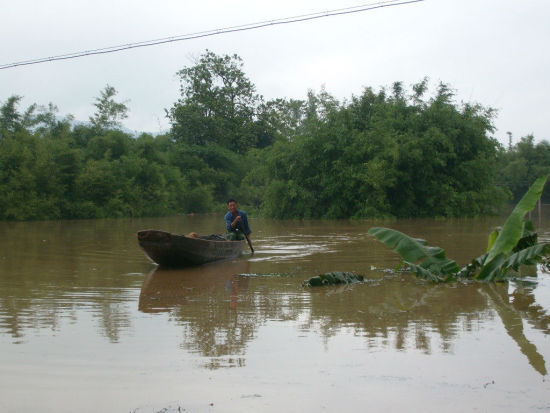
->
[[1, 0, 549, 145]]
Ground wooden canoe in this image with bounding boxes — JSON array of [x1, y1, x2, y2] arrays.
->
[[137, 229, 246, 267]]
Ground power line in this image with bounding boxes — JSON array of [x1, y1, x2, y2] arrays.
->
[[0, 0, 424, 70]]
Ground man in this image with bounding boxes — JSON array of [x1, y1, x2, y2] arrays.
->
[[225, 199, 251, 241]]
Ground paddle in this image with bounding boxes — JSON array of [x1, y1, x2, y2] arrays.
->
[[239, 221, 254, 254]]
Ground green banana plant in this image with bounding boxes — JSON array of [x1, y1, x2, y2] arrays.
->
[[368, 176, 549, 283], [366, 227, 460, 282]]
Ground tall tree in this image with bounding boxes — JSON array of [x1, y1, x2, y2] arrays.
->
[[168, 50, 262, 153], [0, 96, 23, 138], [89, 85, 128, 131]]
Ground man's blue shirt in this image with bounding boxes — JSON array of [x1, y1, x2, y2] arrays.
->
[[225, 210, 251, 235]]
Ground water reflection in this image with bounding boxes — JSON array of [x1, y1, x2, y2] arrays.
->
[[0, 218, 150, 343], [137, 260, 549, 375], [139, 260, 256, 368], [483, 281, 548, 375], [139, 259, 251, 313]]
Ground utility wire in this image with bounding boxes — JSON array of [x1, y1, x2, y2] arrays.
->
[[0, 0, 424, 70]]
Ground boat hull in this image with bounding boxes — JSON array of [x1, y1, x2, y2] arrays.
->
[[137, 229, 246, 267]]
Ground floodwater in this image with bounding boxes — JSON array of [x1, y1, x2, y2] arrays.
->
[[0, 212, 549, 412]]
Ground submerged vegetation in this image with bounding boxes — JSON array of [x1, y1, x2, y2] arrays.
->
[[302, 271, 364, 287], [368, 176, 549, 283], [1, 50, 549, 221]]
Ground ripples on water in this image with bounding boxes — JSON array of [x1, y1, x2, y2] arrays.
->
[[250, 233, 365, 262]]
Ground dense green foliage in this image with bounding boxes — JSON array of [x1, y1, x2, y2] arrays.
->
[[498, 134, 550, 202], [368, 176, 550, 283], [258, 81, 508, 218], [1, 51, 548, 221], [0, 90, 188, 219]]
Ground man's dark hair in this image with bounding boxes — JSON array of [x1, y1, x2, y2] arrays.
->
[[227, 198, 237, 204]]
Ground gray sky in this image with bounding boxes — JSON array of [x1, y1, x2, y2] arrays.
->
[[1, 0, 549, 145]]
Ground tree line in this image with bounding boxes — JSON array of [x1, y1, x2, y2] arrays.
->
[[1, 50, 548, 221]]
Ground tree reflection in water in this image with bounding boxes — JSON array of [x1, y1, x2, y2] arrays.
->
[[138, 262, 549, 375]]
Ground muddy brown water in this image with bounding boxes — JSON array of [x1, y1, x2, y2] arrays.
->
[[0, 213, 549, 412]]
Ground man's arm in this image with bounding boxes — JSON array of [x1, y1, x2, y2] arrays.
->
[[225, 213, 235, 232], [241, 212, 251, 235]]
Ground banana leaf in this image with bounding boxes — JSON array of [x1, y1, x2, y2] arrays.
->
[[513, 220, 538, 253], [456, 253, 487, 279], [475, 244, 548, 282], [407, 263, 449, 282], [472, 226, 542, 280], [487, 229, 499, 252], [502, 243, 550, 273], [475, 253, 507, 281], [484, 176, 547, 265], [367, 227, 460, 278]]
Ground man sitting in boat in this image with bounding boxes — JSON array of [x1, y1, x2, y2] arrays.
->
[[225, 198, 252, 241]]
